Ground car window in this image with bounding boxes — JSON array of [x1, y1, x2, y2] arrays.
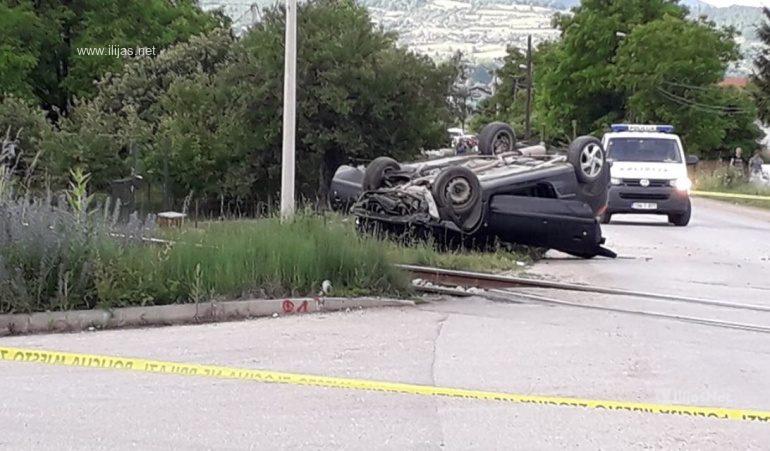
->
[[607, 138, 682, 163]]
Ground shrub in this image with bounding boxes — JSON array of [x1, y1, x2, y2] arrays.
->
[[695, 164, 747, 191], [0, 169, 156, 313], [0, 169, 410, 313]]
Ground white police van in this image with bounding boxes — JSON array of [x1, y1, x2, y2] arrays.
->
[[601, 124, 698, 226]]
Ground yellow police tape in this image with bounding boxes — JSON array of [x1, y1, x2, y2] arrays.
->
[[692, 190, 770, 201], [1, 346, 768, 423]]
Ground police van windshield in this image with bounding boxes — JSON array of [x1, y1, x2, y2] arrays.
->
[[607, 138, 682, 163]]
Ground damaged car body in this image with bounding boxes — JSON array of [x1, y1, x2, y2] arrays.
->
[[330, 122, 616, 259]]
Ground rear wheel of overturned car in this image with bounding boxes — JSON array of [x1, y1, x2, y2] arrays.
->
[[362, 156, 400, 191], [478, 122, 516, 155], [432, 166, 482, 230], [568, 136, 605, 184]]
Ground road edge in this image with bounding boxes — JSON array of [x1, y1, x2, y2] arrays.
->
[[0, 297, 415, 336]]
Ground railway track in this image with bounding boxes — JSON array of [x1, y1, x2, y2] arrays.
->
[[400, 264, 770, 334]]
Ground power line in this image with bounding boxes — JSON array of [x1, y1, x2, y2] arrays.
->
[[656, 87, 751, 115], [660, 80, 713, 92]]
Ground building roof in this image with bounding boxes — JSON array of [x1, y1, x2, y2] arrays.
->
[[719, 77, 749, 88]]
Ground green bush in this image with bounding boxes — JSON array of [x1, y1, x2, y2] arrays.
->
[[709, 166, 747, 189], [0, 169, 157, 313], [0, 170, 410, 313], [95, 216, 411, 308]]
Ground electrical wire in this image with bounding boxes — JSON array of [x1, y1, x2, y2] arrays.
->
[[656, 87, 751, 115]]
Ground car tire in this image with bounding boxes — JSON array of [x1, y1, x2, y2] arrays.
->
[[568, 136, 606, 184], [362, 157, 400, 191], [478, 122, 516, 155], [432, 166, 482, 229], [669, 201, 691, 226]]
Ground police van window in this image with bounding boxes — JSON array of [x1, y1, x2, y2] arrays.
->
[[607, 138, 682, 163]]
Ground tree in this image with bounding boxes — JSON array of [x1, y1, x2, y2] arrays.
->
[[471, 46, 528, 134], [0, 95, 50, 184], [43, 0, 454, 210], [614, 15, 759, 155], [535, 0, 759, 155], [447, 52, 475, 130], [0, 0, 225, 113], [224, 0, 453, 207], [537, 0, 688, 139], [0, 3, 44, 102], [753, 7, 770, 124]]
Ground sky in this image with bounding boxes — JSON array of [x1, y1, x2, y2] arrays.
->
[[702, 0, 768, 7]]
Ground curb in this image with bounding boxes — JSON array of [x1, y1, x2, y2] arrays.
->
[[0, 297, 414, 336]]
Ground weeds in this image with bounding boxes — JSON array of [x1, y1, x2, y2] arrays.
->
[[694, 164, 770, 209], [0, 169, 533, 314], [0, 174, 411, 312]]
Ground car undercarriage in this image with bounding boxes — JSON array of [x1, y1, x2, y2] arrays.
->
[[330, 122, 616, 259]]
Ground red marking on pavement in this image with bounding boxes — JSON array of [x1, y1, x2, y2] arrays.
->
[[282, 300, 310, 314]]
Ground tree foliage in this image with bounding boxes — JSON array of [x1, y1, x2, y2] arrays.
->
[[533, 0, 760, 155], [0, 95, 50, 183], [471, 46, 530, 135], [44, 0, 454, 210], [0, 0, 224, 112], [754, 7, 770, 124]]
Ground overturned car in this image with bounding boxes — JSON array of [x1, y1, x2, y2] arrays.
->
[[330, 122, 616, 258]]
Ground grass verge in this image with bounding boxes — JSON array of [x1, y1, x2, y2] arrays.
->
[[693, 165, 770, 210], [1, 207, 535, 314]]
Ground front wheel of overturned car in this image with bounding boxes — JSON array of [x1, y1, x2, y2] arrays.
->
[[432, 166, 482, 230], [478, 122, 516, 155], [362, 156, 400, 191], [568, 136, 606, 184]]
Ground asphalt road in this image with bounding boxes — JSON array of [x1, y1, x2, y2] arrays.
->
[[2, 198, 769, 450], [527, 197, 770, 303]]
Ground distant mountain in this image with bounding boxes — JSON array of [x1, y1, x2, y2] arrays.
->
[[199, 0, 765, 74]]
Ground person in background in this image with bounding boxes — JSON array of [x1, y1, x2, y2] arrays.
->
[[749, 149, 766, 183], [729, 147, 747, 177]]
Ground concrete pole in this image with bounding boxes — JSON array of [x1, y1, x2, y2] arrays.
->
[[524, 34, 533, 141], [280, 0, 297, 220]]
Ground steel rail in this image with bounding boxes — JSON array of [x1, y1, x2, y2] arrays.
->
[[399, 264, 770, 313], [485, 289, 770, 335]]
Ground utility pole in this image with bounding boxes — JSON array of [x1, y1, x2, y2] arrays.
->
[[280, 0, 297, 220], [524, 34, 533, 141]]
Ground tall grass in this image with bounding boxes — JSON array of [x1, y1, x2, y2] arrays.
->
[[156, 216, 410, 302], [0, 168, 156, 313], [0, 174, 410, 312], [693, 163, 770, 209]]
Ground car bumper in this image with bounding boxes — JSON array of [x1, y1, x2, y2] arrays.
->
[[607, 186, 689, 214]]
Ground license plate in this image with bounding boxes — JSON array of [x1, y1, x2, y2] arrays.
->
[[631, 202, 657, 210]]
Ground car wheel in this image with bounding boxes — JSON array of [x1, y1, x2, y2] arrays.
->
[[568, 136, 606, 184], [432, 166, 482, 230], [362, 157, 400, 191], [478, 122, 516, 155], [668, 201, 691, 226]]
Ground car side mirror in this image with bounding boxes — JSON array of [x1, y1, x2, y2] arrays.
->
[[686, 155, 699, 166]]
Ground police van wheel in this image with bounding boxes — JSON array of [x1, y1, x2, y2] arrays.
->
[[669, 202, 691, 226]]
